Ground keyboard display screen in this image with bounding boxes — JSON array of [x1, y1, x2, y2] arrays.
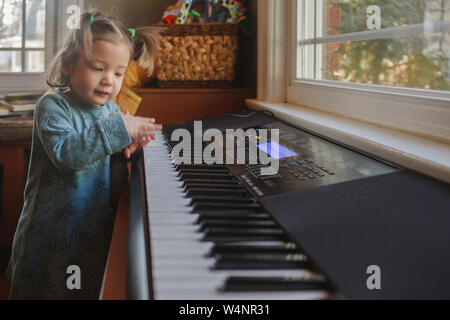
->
[[258, 142, 298, 159]]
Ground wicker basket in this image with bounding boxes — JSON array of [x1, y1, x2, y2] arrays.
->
[[154, 23, 239, 89]]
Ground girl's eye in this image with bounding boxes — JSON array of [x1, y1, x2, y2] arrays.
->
[[115, 73, 123, 77]]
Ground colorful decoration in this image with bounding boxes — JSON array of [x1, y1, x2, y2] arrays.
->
[[176, 0, 194, 24], [161, 0, 247, 25]]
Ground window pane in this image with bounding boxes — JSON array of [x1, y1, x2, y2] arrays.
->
[[321, 33, 450, 91], [0, 0, 23, 48], [0, 50, 21, 71], [297, 0, 450, 92], [25, 49, 43, 72], [319, 0, 447, 38], [25, 0, 45, 48]]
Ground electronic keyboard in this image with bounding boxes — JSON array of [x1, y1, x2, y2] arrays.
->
[[127, 110, 450, 300]]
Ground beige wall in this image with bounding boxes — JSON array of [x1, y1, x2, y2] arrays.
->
[[84, 0, 171, 27]]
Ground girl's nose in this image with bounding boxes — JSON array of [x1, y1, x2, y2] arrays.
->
[[101, 73, 114, 86]]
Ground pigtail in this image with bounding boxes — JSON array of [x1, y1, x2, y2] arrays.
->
[[133, 27, 163, 77], [46, 47, 68, 88], [46, 12, 95, 88]]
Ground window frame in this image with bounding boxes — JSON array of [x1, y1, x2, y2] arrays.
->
[[0, 0, 55, 91], [0, 0, 85, 92], [258, 0, 450, 142]]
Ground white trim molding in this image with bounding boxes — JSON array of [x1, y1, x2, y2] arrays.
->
[[257, 0, 287, 103], [300, 21, 450, 45], [287, 80, 450, 142]]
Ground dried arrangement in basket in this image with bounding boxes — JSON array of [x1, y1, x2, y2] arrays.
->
[[154, 23, 239, 88]]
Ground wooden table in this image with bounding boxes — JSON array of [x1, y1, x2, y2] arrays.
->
[[0, 116, 33, 248]]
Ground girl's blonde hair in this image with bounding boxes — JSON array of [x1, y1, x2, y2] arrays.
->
[[47, 11, 161, 88]]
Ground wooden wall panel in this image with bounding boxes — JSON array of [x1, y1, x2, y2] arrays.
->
[[134, 88, 256, 125]]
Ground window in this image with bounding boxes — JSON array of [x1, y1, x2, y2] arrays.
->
[[296, 0, 450, 92], [0, 0, 56, 91], [0, 0, 47, 73], [283, 0, 450, 141]]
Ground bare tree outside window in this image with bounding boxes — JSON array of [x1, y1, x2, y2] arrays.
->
[[0, 0, 46, 73]]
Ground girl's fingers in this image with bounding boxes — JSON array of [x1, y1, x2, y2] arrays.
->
[[140, 136, 149, 144], [124, 147, 131, 159], [148, 124, 162, 132], [146, 123, 162, 131]]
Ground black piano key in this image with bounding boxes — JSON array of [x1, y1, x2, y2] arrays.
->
[[196, 212, 270, 221], [202, 227, 285, 243], [184, 184, 246, 192], [186, 188, 249, 197], [179, 173, 234, 180], [213, 253, 310, 270], [207, 242, 300, 257], [193, 202, 261, 211], [176, 164, 227, 170], [198, 219, 278, 231], [221, 276, 330, 292], [190, 196, 255, 205], [183, 179, 240, 186], [178, 169, 230, 175]]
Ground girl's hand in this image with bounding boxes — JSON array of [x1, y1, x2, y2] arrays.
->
[[122, 110, 161, 159], [122, 111, 162, 141], [124, 136, 152, 159]]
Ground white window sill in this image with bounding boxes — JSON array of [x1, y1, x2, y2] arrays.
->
[[246, 99, 450, 184]]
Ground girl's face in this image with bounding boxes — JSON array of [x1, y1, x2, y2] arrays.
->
[[64, 40, 131, 106]]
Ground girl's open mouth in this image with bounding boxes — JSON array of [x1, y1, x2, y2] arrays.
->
[[95, 90, 110, 97]]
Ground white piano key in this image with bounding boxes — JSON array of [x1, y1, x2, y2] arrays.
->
[[153, 269, 323, 281], [151, 246, 212, 257], [147, 201, 191, 212], [152, 257, 215, 269], [150, 215, 198, 225], [155, 289, 330, 300], [149, 231, 203, 241]]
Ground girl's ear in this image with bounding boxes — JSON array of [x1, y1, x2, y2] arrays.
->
[[61, 64, 71, 76], [61, 51, 72, 76]]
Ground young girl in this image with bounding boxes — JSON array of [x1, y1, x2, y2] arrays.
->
[[7, 12, 162, 299]]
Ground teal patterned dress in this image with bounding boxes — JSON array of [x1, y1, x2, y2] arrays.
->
[[7, 89, 132, 299]]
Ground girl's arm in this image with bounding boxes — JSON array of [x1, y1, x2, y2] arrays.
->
[[35, 95, 132, 172]]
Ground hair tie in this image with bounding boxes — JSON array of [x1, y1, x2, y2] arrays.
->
[[90, 15, 94, 24], [128, 28, 136, 39]]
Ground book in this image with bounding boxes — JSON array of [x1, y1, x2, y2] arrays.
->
[[7, 102, 35, 112], [0, 108, 9, 116], [3, 91, 43, 102], [0, 100, 35, 113], [0, 113, 23, 119]]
